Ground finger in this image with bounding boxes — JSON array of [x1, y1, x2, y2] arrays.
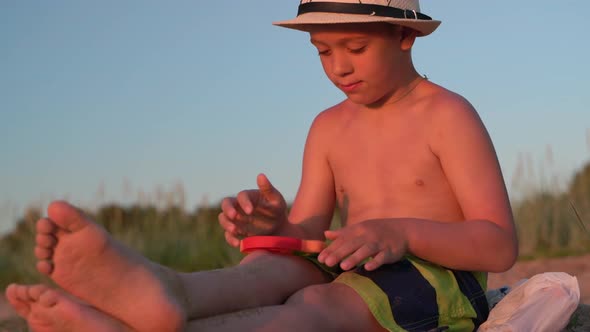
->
[[318, 237, 342, 263], [224, 231, 240, 247], [220, 197, 238, 219], [340, 243, 380, 271], [257, 173, 277, 199], [218, 213, 236, 233], [324, 230, 340, 240], [318, 233, 347, 263], [236, 190, 255, 215], [321, 238, 362, 267], [364, 251, 389, 271], [220, 213, 250, 238]]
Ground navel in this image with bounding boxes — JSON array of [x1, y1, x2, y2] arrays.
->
[[415, 179, 425, 187]]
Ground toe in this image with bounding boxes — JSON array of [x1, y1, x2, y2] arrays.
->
[[36, 233, 57, 248], [5, 284, 31, 317], [36, 218, 56, 234], [38, 288, 59, 307], [48, 200, 91, 233], [36, 260, 54, 275], [5, 283, 17, 301], [15, 285, 32, 302], [28, 284, 48, 301], [35, 246, 53, 260]]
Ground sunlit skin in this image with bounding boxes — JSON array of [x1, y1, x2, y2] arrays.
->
[[6, 22, 519, 332], [309, 23, 420, 108], [291, 23, 518, 273], [5, 284, 131, 332], [223, 23, 518, 273]]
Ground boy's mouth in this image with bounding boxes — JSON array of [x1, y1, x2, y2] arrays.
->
[[338, 81, 362, 93]]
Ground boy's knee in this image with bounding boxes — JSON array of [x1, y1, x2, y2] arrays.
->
[[286, 283, 383, 332], [239, 251, 330, 281], [286, 283, 339, 306], [238, 249, 272, 265], [235, 251, 330, 305]]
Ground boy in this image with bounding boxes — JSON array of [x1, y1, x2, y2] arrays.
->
[[6, 1, 518, 331]]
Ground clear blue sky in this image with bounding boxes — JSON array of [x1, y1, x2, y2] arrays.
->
[[1, 1, 589, 234]]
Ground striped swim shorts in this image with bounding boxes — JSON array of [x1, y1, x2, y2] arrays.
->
[[333, 256, 489, 332]]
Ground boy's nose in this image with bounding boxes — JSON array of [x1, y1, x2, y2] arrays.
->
[[330, 54, 353, 77]]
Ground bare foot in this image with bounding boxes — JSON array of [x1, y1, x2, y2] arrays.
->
[[5, 283, 130, 332], [34, 201, 186, 332]]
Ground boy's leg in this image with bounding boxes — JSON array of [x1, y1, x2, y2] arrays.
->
[[186, 259, 490, 332], [34, 201, 329, 331], [180, 250, 331, 319], [34, 201, 186, 332], [186, 282, 385, 332], [5, 284, 132, 332], [7, 282, 384, 332]]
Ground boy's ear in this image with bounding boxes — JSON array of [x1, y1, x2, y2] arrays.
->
[[400, 28, 418, 51]]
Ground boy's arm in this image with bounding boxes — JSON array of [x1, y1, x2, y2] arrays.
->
[[407, 93, 517, 272], [275, 109, 338, 240]]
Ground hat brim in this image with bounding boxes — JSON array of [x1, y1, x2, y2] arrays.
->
[[273, 13, 441, 37]]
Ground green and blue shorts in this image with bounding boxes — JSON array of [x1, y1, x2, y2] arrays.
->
[[302, 254, 489, 332]]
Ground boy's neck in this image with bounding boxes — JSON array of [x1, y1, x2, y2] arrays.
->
[[361, 68, 424, 111]]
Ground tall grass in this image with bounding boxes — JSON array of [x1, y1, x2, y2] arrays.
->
[[1, 161, 590, 285], [1, 157, 589, 329], [511, 154, 590, 258], [0, 202, 245, 290], [0, 198, 244, 331]]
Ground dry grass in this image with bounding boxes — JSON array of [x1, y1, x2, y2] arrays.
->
[[1, 156, 590, 329]]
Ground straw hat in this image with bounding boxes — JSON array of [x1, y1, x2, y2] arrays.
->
[[273, 0, 441, 36]]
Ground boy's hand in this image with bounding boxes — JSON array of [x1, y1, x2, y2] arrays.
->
[[218, 173, 288, 247], [318, 219, 408, 271]]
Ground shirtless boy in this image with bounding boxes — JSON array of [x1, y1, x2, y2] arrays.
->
[[6, 1, 518, 331]]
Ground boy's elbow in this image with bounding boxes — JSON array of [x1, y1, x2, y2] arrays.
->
[[489, 240, 518, 273], [484, 221, 519, 272]]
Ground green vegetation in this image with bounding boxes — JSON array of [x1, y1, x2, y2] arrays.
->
[[514, 162, 590, 258], [0, 203, 243, 289], [0, 162, 589, 330], [1, 164, 589, 286]]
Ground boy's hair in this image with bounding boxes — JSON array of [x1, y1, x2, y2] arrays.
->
[[273, 0, 441, 37]]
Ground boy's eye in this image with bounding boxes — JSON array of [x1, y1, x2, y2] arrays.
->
[[318, 49, 331, 56], [349, 46, 366, 54]]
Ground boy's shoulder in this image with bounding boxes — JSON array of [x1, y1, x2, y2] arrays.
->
[[422, 81, 475, 113], [419, 81, 483, 127], [422, 82, 492, 154], [309, 100, 351, 130]]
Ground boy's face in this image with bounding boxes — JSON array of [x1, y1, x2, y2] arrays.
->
[[309, 23, 413, 106]]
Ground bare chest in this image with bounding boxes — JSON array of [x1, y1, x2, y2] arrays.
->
[[328, 115, 462, 223]]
